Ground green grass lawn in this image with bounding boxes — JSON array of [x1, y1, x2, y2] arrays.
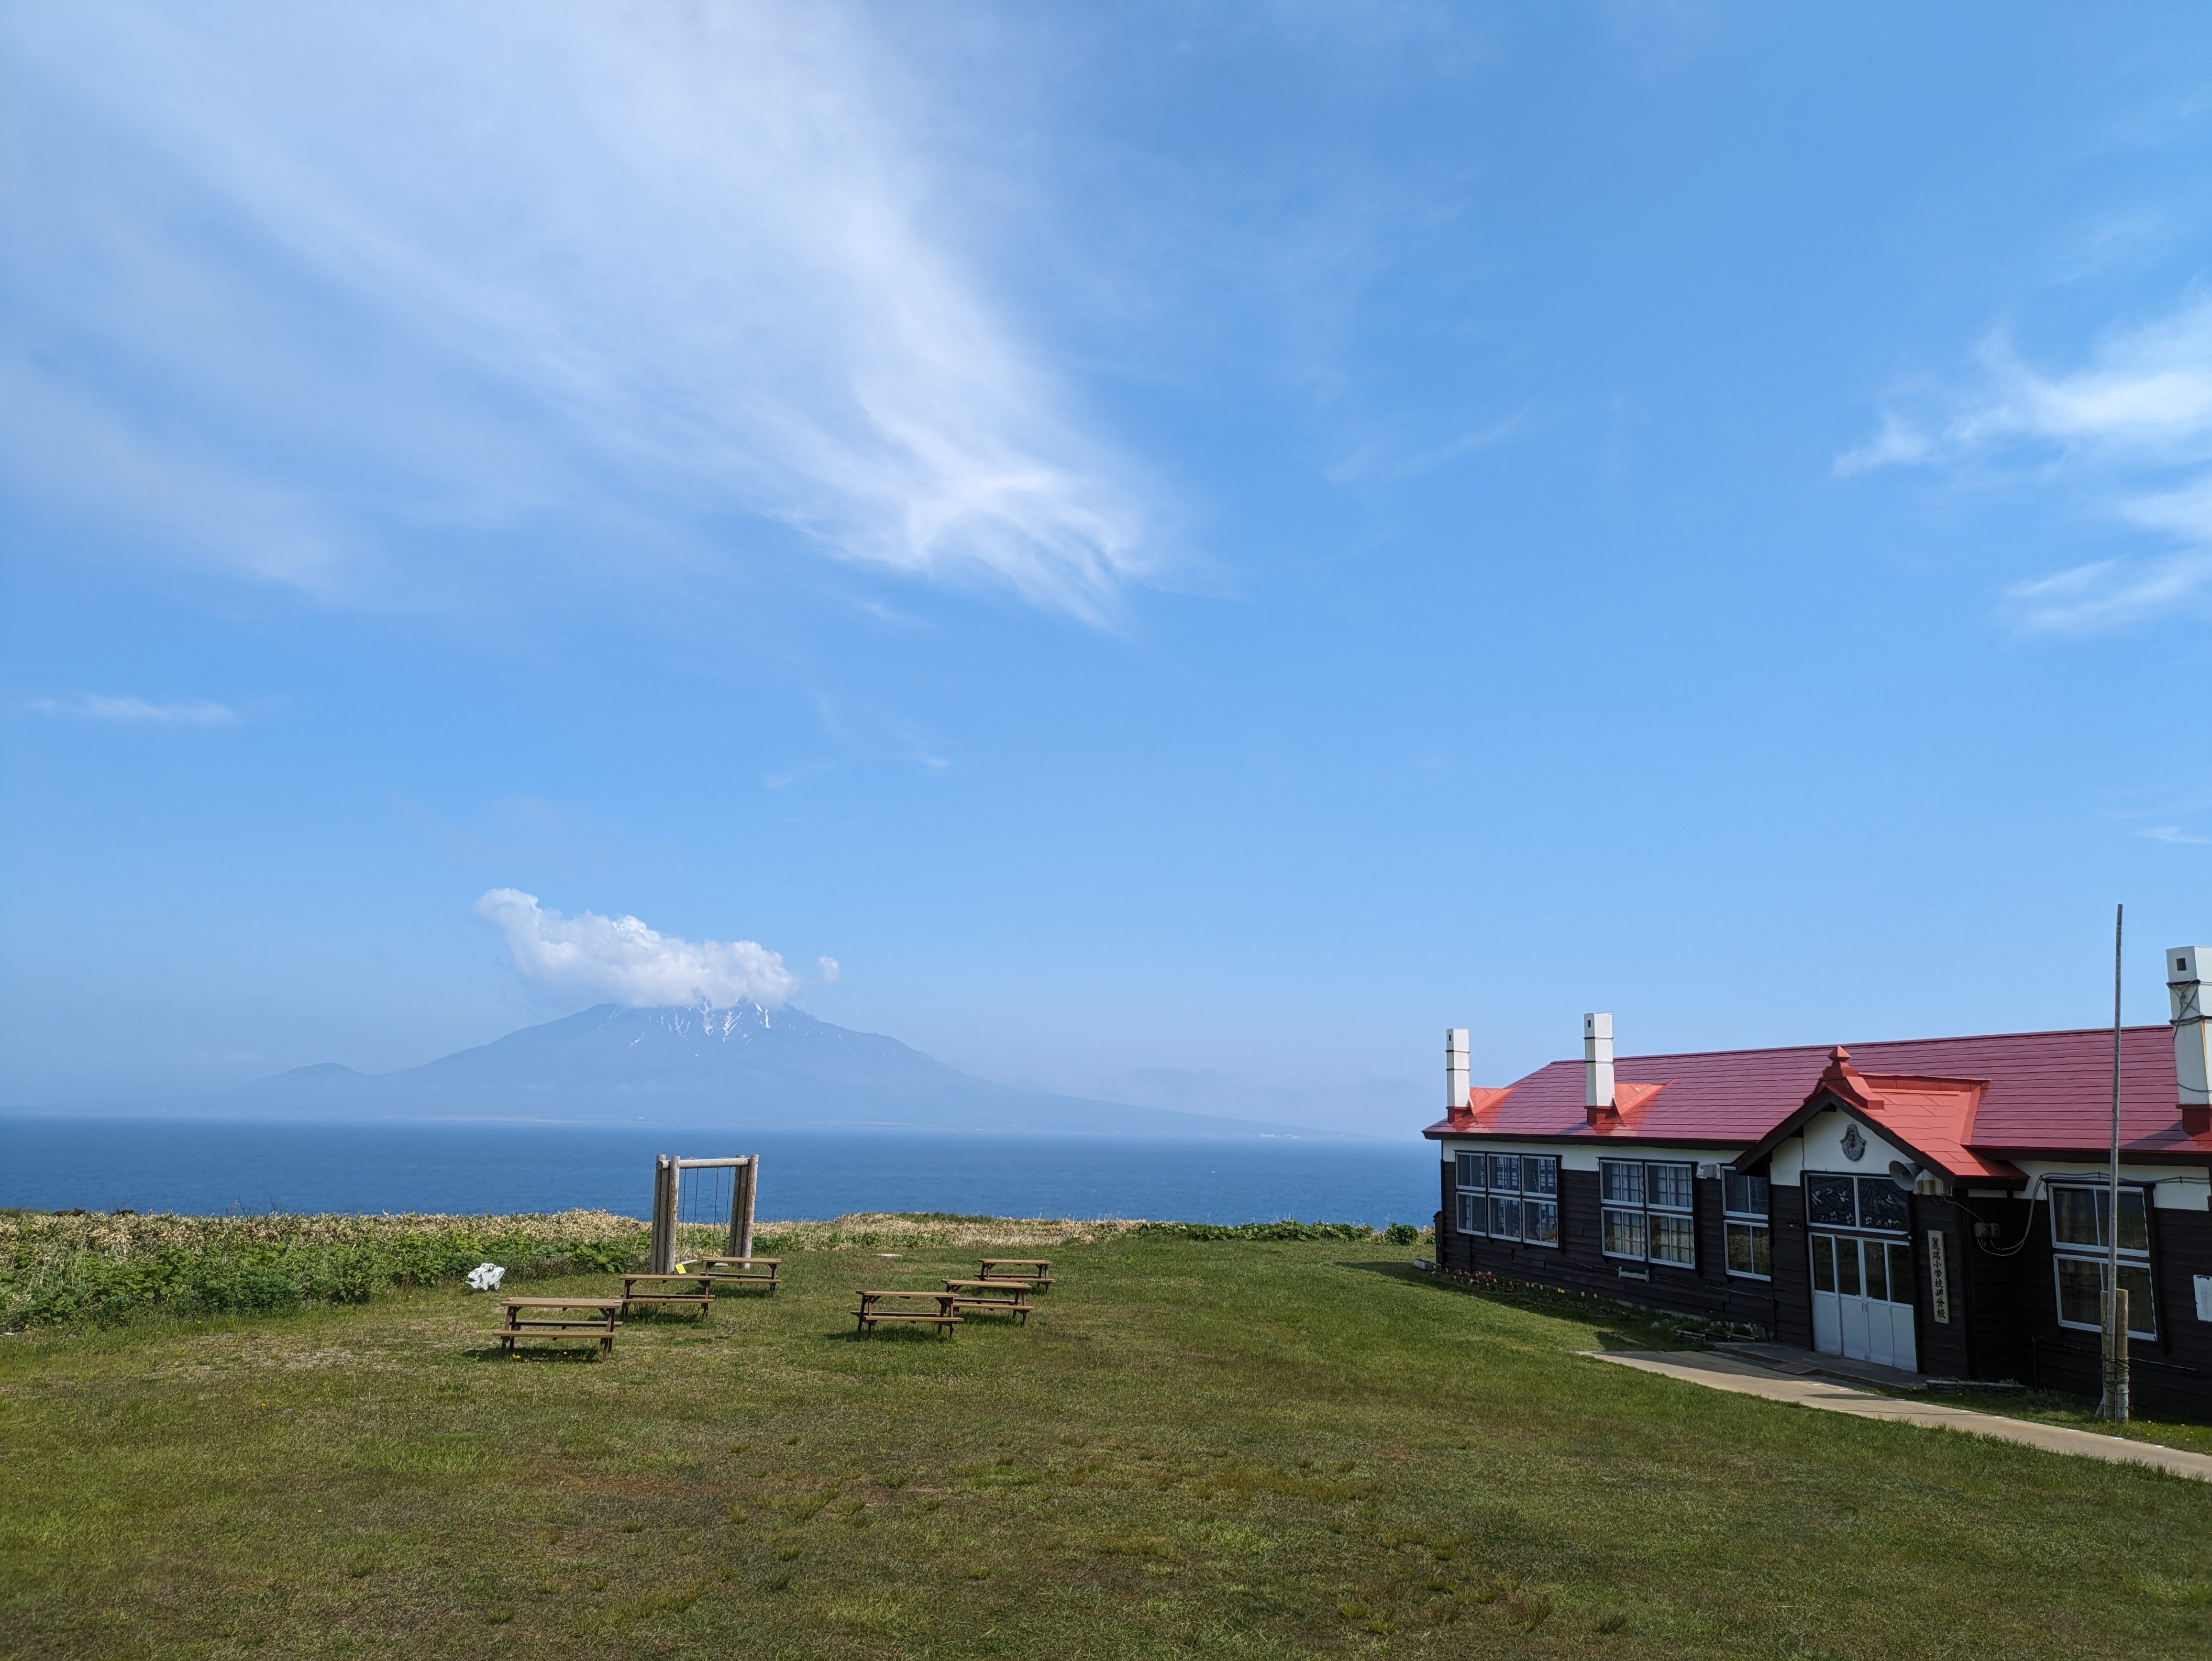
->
[[4, 1232, 2210, 1660]]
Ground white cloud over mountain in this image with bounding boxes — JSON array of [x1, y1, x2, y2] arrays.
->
[[474, 888, 799, 1010]]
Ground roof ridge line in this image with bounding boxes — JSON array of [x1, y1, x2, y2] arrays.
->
[[1525, 1022, 2175, 1069]]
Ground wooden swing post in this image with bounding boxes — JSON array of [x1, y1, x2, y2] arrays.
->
[[730, 1155, 758, 1259]]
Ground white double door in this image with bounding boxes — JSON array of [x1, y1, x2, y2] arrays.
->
[[1809, 1232, 1917, 1372]]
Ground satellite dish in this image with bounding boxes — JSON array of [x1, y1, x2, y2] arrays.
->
[[1889, 1160, 1923, 1193]]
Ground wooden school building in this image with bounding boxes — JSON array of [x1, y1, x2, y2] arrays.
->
[[1425, 945, 2212, 1416]]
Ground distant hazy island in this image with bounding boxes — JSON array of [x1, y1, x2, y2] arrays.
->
[[25, 1002, 1315, 1137]]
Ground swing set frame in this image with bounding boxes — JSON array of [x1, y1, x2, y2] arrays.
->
[[647, 1154, 759, 1274]]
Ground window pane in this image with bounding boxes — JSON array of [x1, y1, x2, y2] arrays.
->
[[2052, 1187, 2150, 1255], [1886, 1242, 1914, 1307], [1489, 1154, 1521, 1193], [2057, 1258, 2160, 1338], [1522, 1156, 1558, 1197], [2119, 1190, 2150, 1255], [1726, 1222, 1771, 1278], [2121, 1263, 2157, 1338], [2056, 1257, 2104, 1328], [1489, 1196, 1521, 1239], [1603, 1208, 1647, 1259], [1456, 1193, 1482, 1235], [1723, 1171, 1770, 1219], [1811, 1235, 1835, 1292], [1524, 1198, 1559, 1247], [2051, 1187, 2101, 1249], [1649, 1163, 1695, 1212], [1807, 1175, 1856, 1228], [1836, 1239, 1861, 1296], [1858, 1178, 1910, 1232], [1455, 1151, 1484, 1191], [1863, 1239, 1888, 1301], [1600, 1161, 1644, 1205], [1649, 1214, 1695, 1266]]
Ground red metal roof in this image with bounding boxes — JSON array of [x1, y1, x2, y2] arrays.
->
[[1423, 1024, 2209, 1166]]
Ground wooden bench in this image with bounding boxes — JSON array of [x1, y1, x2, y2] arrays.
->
[[620, 1274, 713, 1317], [942, 1279, 1033, 1325], [676, 1255, 782, 1293], [854, 1290, 961, 1336], [978, 1258, 1053, 1290], [491, 1297, 622, 1359]]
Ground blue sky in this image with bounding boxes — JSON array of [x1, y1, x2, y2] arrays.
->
[[2, 3, 2209, 1131]]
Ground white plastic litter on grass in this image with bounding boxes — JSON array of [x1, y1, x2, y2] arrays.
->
[[466, 1263, 506, 1292]]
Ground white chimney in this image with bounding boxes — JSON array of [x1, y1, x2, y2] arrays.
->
[[1445, 1028, 1470, 1114], [2170, 947, 2210, 1131], [1584, 1012, 1615, 1111]]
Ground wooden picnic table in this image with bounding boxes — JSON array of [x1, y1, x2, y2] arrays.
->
[[620, 1273, 713, 1318], [978, 1258, 1053, 1289], [854, 1289, 961, 1337], [676, 1255, 782, 1292], [491, 1296, 622, 1359], [942, 1279, 1033, 1326]]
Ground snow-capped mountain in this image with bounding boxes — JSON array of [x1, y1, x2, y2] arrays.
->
[[192, 1003, 1302, 1134]]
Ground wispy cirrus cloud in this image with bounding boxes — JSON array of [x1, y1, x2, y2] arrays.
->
[[1839, 296, 2212, 632], [32, 694, 238, 724], [1999, 548, 2212, 634], [2096, 775, 2212, 850], [0, 3, 1154, 620], [1831, 411, 1933, 476], [1322, 407, 1530, 487]]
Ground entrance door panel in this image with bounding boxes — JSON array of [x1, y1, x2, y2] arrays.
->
[[1810, 1233, 1917, 1371], [1810, 1235, 1841, 1353], [1881, 1241, 1916, 1372], [1840, 1290, 1871, 1359]]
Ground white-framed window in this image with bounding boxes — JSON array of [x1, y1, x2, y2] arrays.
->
[[1453, 1151, 1484, 1237], [1723, 1169, 1771, 1279], [2049, 1183, 2156, 1340], [1454, 1150, 1559, 1247], [1601, 1159, 1695, 1268]]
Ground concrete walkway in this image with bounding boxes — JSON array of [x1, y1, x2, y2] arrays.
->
[[1584, 1348, 2212, 1483], [1710, 1339, 1927, 1390]]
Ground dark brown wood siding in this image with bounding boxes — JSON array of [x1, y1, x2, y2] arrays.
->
[[1950, 1194, 2034, 1383], [1997, 1195, 2212, 1418], [1431, 1163, 1784, 1335], [1428, 1144, 2212, 1414], [1769, 1182, 1814, 1349], [1907, 1196, 1972, 1379]]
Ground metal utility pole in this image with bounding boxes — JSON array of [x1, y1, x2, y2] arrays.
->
[[2099, 905, 2129, 1423]]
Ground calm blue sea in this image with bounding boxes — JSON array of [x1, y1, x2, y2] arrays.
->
[[0, 1117, 1439, 1227]]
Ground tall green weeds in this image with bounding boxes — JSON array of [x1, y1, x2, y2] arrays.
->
[[2, 1208, 1432, 1329], [0, 1209, 647, 1329]]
